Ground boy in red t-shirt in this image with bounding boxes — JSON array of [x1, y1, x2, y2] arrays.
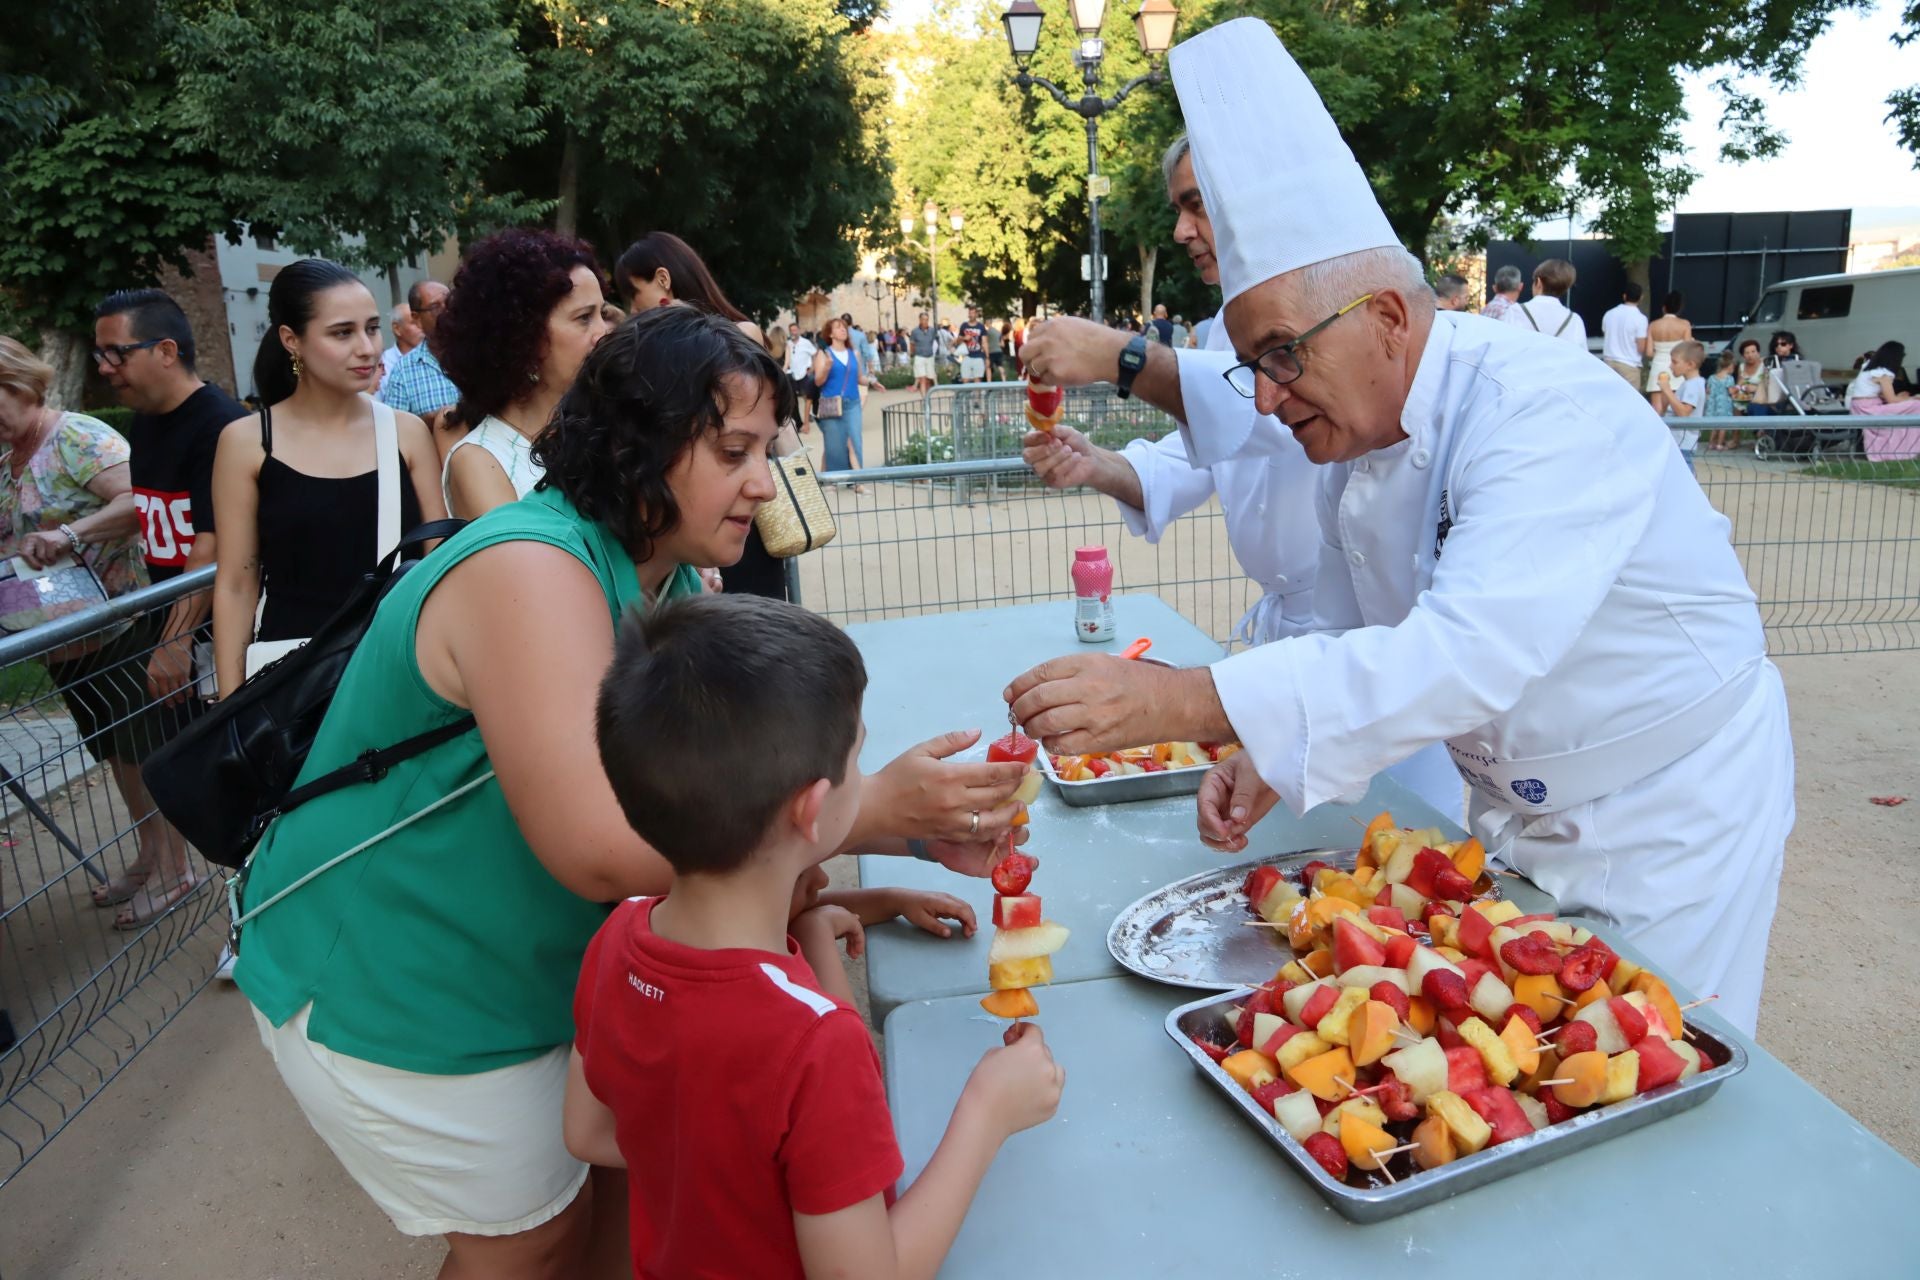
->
[[566, 594, 1066, 1279]]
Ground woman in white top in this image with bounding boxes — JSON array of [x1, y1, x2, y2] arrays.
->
[[433, 229, 611, 520], [1849, 341, 1919, 462], [1642, 291, 1692, 395], [1500, 257, 1587, 349]]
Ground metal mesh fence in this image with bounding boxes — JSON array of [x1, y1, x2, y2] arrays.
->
[[823, 396, 1920, 657], [879, 381, 1181, 467], [0, 569, 222, 1188]]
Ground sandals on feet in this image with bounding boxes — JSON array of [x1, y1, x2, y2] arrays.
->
[[113, 872, 202, 931], [90, 870, 149, 909]]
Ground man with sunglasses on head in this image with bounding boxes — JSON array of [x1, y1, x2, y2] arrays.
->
[[1017, 135, 1460, 821], [1006, 19, 1792, 1037]]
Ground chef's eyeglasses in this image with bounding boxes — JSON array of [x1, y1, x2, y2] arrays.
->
[[91, 339, 164, 368], [1223, 294, 1374, 397]]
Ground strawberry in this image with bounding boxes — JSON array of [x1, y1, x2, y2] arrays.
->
[[1296, 859, 1336, 890], [989, 851, 1039, 896], [1435, 1018, 1469, 1052], [1500, 934, 1563, 976], [1376, 1075, 1420, 1123], [1420, 969, 1473, 1018], [1430, 864, 1477, 902], [1303, 1131, 1349, 1180], [1558, 944, 1609, 992], [1405, 848, 1452, 898], [1542, 1091, 1579, 1125], [1554, 1021, 1599, 1056], [1369, 981, 1411, 1024]]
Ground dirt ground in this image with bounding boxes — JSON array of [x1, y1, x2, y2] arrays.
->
[[1, 390, 1916, 1277]]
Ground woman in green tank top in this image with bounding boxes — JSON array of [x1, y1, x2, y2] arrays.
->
[[234, 308, 1029, 1276]]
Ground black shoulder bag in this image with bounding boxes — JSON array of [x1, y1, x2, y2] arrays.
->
[[145, 518, 467, 868]]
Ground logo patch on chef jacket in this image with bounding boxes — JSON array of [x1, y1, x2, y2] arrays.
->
[[1511, 778, 1548, 805], [1434, 489, 1453, 560]]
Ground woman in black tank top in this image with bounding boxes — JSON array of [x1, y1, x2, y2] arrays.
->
[[211, 259, 447, 698]]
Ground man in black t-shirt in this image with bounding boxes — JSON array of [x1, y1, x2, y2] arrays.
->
[[94, 290, 247, 696]]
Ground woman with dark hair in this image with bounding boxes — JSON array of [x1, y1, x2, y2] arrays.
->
[[1746, 329, 1802, 416], [211, 259, 445, 699], [432, 229, 610, 519], [812, 315, 880, 484], [615, 231, 789, 597], [615, 231, 765, 348], [231, 307, 1024, 1276], [1643, 291, 1692, 396], [1850, 341, 1919, 462]]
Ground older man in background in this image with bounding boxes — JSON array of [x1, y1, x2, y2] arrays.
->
[[381, 302, 421, 380], [1006, 18, 1792, 1034], [379, 279, 457, 429]]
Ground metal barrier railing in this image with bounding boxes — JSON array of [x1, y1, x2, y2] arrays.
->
[[804, 413, 1920, 657], [0, 567, 222, 1189], [879, 381, 1181, 467]]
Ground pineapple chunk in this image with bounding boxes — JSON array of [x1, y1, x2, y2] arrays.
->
[[1314, 987, 1373, 1047], [988, 955, 1053, 990]]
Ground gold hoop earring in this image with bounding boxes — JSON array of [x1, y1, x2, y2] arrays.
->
[[291, 353, 305, 382]]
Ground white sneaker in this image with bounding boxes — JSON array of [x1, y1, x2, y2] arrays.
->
[[214, 944, 237, 982]]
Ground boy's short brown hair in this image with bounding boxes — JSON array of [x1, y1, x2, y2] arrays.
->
[[595, 594, 867, 875], [1532, 258, 1576, 298], [1673, 340, 1706, 368]]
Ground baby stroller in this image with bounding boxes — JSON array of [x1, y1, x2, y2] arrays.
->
[[1752, 359, 1861, 460]]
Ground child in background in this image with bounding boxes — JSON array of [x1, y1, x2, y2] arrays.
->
[[1703, 351, 1736, 451], [565, 594, 1066, 1280], [1653, 339, 1708, 473]]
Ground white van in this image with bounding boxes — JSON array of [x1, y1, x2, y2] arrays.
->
[[1730, 265, 1920, 384]]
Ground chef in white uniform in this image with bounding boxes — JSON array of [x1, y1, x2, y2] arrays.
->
[[1005, 18, 1793, 1036], [1019, 136, 1462, 822]]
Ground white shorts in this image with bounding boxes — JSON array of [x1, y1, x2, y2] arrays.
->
[[912, 355, 936, 378], [252, 1003, 588, 1237], [962, 356, 986, 379]]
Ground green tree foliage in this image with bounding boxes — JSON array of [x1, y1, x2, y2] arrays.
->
[[1890, 2, 1920, 167], [0, 0, 166, 149], [0, 99, 232, 334], [171, 0, 543, 275], [516, 0, 892, 320]]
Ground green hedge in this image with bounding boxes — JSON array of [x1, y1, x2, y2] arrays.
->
[[80, 405, 135, 434]]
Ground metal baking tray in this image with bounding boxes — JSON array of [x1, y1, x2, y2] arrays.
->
[[1108, 846, 1502, 991], [1030, 656, 1217, 807], [1035, 742, 1211, 806], [1164, 923, 1749, 1222]]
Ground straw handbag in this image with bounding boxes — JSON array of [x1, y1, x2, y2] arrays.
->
[[755, 425, 837, 558]]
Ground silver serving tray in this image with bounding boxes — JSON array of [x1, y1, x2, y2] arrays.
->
[[1035, 741, 1211, 806], [1107, 847, 1503, 991], [1163, 919, 1749, 1222], [1030, 656, 1217, 807]]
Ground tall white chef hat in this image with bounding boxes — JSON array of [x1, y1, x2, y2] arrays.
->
[[1169, 18, 1401, 306]]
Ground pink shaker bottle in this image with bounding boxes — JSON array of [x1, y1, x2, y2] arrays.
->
[[1071, 546, 1116, 643]]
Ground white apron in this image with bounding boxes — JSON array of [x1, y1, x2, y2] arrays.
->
[[1195, 313, 1792, 1035], [1111, 315, 1464, 823]]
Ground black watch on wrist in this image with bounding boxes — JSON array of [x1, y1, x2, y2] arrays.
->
[[1115, 334, 1149, 399]]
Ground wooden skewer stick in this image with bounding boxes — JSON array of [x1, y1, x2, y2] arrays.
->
[[1241, 920, 1290, 928], [1546, 994, 1578, 1006], [1375, 1140, 1420, 1158], [1677, 995, 1720, 1012], [1535, 1077, 1575, 1087], [1372, 1150, 1399, 1184], [1393, 1027, 1425, 1043]]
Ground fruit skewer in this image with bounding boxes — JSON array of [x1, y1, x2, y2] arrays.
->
[[980, 728, 1069, 1020]]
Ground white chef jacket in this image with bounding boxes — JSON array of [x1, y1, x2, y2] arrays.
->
[[1113, 315, 1320, 644], [1110, 311, 1466, 823], [1190, 311, 1792, 1034]]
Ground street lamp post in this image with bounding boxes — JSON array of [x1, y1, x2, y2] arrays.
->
[[899, 203, 965, 335], [863, 272, 891, 336], [1002, 0, 1178, 323]]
